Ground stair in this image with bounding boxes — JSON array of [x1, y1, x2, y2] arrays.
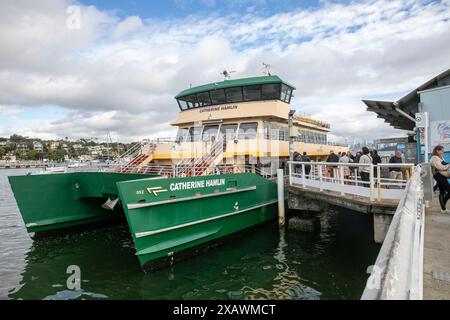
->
[[177, 138, 224, 177], [120, 154, 151, 173]]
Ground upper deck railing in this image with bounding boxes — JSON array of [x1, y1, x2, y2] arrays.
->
[[49, 163, 277, 179], [288, 161, 415, 202]]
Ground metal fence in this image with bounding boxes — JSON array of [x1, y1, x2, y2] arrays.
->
[[288, 161, 415, 201]]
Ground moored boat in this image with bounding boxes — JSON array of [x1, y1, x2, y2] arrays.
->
[[8, 72, 348, 271]]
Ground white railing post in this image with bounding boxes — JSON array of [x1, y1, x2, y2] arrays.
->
[[302, 164, 306, 187], [319, 164, 323, 191], [340, 165, 345, 196], [277, 169, 285, 227], [370, 164, 375, 202], [288, 162, 293, 186], [377, 166, 381, 202]]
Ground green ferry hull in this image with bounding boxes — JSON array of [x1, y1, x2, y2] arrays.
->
[[8, 172, 151, 234], [9, 171, 278, 271], [117, 173, 278, 271]]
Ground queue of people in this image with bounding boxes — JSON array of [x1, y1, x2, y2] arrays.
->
[[293, 144, 450, 213], [293, 147, 409, 187]]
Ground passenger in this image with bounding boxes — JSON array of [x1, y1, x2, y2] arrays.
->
[[359, 147, 372, 186], [301, 152, 312, 176], [326, 150, 339, 178], [431, 145, 450, 213], [372, 149, 382, 179], [293, 151, 301, 173], [347, 151, 355, 161], [388, 150, 404, 182], [339, 151, 352, 181], [354, 151, 362, 163]]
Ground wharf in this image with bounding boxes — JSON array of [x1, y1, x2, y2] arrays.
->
[[423, 198, 450, 299]]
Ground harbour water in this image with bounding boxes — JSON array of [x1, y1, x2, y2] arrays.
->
[[0, 169, 379, 300]]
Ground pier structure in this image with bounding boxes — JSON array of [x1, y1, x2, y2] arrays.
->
[[286, 161, 449, 299], [0, 161, 55, 169], [361, 165, 450, 300], [287, 161, 415, 243]]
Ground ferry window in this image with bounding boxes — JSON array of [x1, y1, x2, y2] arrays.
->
[[220, 124, 238, 140], [187, 126, 203, 142], [225, 87, 243, 103], [210, 89, 226, 105], [177, 99, 188, 111], [202, 125, 219, 141], [261, 84, 281, 100], [243, 85, 261, 101], [237, 122, 258, 140], [197, 92, 212, 107], [176, 128, 189, 142], [185, 94, 199, 108], [270, 123, 287, 141], [281, 84, 292, 103]]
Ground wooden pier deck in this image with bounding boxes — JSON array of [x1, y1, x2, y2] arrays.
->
[[423, 198, 450, 300]]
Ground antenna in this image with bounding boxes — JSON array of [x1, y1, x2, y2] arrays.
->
[[221, 70, 236, 80], [262, 63, 272, 76]]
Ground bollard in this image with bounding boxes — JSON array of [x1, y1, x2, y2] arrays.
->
[[277, 169, 285, 227]]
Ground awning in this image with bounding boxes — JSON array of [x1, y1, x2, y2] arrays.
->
[[363, 68, 450, 131], [362, 100, 415, 131]]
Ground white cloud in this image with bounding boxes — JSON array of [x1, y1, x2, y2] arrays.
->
[[113, 16, 143, 38], [0, 105, 22, 117], [0, 0, 449, 142]]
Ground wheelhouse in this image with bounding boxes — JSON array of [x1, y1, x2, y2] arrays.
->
[[175, 76, 295, 111]]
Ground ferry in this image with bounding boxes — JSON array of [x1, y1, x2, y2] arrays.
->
[[8, 73, 348, 271]]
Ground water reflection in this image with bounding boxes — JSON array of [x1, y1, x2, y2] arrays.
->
[[2, 170, 380, 300]]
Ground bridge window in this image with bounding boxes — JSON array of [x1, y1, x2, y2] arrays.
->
[[220, 124, 238, 140], [243, 85, 262, 101], [185, 94, 199, 108], [210, 89, 226, 105], [281, 84, 292, 103], [187, 126, 203, 142], [225, 87, 243, 103], [176, 128, 189, 142], [177, 99, 189, 111], [261, 84, 281, 100], [197, 92, 212, 107], [237, 122, 258, 140], [202, 125, 219, 141], [177, 82, 294, 110]]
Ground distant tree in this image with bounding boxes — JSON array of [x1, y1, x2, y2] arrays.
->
[[9, 134, 27, 142]]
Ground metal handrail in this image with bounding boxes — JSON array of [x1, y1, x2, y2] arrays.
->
[[288, 161, 415, 202], [65, 163, 270, 178]]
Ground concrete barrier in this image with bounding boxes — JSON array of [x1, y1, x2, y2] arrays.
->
[[361, 165, 424, 300]]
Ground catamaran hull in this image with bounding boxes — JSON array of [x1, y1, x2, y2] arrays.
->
[[9, 171, 278, 271], [117, 173, 278, 271], [8, 172, 151, 234]]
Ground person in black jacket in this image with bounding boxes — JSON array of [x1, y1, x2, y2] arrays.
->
[[372, 149, 382, 178], [301, 152, 311, 175], [326, 150, 339, 178]]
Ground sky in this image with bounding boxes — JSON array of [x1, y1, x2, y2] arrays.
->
[[0, 0, 450, 143]]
